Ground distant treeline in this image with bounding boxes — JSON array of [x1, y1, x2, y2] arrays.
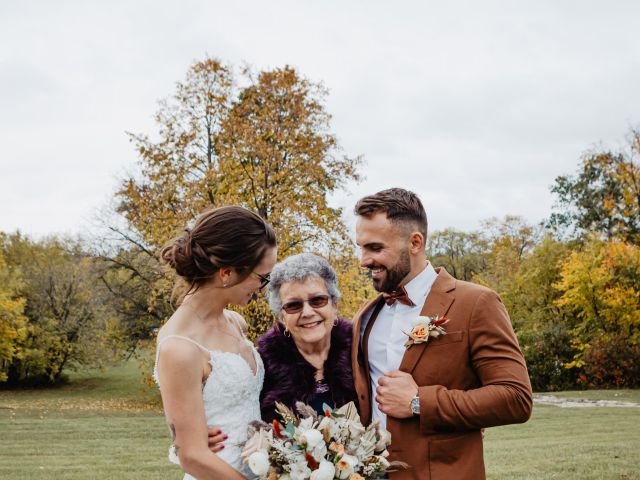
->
[[1, 56, 638, 390]]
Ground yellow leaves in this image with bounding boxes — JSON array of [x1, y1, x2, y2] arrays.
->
[[0, 235, 121, 384], [120, 59, 362, 259], [555, 237, 640, 344], [0, 250, 29, 380], [109, 57, 363, 356], [328, 253, 375, 321], [472, 216, 538, 296], [0, 396, 162, 414], [564, 359, 586, 369]]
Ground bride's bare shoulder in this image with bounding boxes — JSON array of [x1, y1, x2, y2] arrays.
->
[[224, 309, 248, 334]]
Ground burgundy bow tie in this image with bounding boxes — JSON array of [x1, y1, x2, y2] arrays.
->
[[382, 286, 415, 306]]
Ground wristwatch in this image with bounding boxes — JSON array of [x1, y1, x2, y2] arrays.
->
[[410, 395, 420, 415]]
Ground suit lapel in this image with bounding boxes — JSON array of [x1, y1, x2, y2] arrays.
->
[[351, 295, 382, 368], [362, 298, 385, 375], [399, 268, 456, 374], [351, 294, 383, 424]]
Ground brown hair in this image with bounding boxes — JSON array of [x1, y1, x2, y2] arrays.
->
[[354, 187, 428, 238], [160, 206, 277, 300]]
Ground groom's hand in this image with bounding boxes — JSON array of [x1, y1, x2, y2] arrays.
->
[[376, 370, 418, 419], [207, 426, 228, 453]]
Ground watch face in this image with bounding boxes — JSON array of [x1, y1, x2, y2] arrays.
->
[[411, 397, 420, 414]]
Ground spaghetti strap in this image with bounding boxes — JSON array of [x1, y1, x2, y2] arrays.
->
[[157, 334, 211, 353], [154, 335, 213, 387]]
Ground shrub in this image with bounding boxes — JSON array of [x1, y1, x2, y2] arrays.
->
[[580, 335, 640, 388], [519, 324, 581, 391]]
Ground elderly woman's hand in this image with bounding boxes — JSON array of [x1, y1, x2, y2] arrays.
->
[[207, 426, 227, 453]]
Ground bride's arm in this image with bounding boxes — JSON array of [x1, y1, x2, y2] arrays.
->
[[157, 340, 246, 480]]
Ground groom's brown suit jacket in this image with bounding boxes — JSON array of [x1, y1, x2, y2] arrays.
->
[[351, 267, 532, 480]]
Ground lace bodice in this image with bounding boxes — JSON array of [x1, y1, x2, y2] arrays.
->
[[154, 335, 265, 479]]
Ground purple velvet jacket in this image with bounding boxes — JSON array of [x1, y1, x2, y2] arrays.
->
[[257, 318, 357, 422]]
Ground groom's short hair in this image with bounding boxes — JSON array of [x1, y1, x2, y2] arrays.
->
[[355, 187, 428, 238]]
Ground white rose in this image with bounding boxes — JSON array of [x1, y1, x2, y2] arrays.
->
[[241, 429, 273, 461], [288, 460, 312, 480], [300, 428, 324, 450], [310, 459, 336, 480], [335, 454, 358, 479], [299, 416, 314, 430], [247, 450, 270, 477], [311, 441, 328, 462]]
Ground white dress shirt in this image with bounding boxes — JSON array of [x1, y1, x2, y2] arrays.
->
[[361, 262, 438, 428]]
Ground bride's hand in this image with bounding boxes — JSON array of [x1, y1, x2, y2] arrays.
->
[[207, 426, 228, 453]]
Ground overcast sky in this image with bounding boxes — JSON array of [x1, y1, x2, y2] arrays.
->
[[2, 1, 639, 239]]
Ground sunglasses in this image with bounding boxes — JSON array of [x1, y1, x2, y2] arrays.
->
[[253, 272, 271, 290], [281, 294, 330, 314]]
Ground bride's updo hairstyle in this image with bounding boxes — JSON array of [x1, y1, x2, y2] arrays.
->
[[160, 206, 276, 300]]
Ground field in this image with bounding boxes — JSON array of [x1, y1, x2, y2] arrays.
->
[[1, 362, 638, 479]]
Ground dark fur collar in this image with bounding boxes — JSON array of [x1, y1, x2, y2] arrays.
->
[[257, 318, 356, 422]]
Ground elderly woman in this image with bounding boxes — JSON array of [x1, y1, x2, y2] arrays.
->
[[257, 253, 357, 422]]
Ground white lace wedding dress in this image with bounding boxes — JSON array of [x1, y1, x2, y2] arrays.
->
[[154, 335, 265, 479]]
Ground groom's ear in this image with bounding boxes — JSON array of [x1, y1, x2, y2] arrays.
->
[[408, 231, 425, 254]]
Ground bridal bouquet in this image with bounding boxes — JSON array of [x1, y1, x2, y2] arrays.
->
[[241, 401, 405, 480]]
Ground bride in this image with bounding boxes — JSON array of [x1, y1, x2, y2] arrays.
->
[[154, 206, 277, 479]]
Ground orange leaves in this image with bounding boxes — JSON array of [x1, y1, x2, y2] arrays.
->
[[112, 56, 363, 342]]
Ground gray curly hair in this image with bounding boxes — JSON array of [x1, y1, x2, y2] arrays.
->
[[267, 253, 341, 318]]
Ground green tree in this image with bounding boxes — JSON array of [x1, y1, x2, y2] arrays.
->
[[473, 215, 539, 295], [503, 235, 570, 331], [0, 247, 28, 382], [2, 234, 117, 384], [95, 246, 171, 351], [549, 129, 640, 244], [427, 228, 488, 281], [500, 236, 579, 391]]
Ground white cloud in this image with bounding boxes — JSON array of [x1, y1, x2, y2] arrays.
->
[[1, 0, 639, 237]]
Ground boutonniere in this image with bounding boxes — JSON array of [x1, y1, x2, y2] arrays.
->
[[403, 315, 450, 349]]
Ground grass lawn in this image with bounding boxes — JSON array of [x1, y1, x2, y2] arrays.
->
[[1, 362, 639, 479], [484, 403, 639, 479], [0, 361, 181, 480]]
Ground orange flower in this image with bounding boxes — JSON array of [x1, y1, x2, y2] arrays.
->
[[272, 419, 283, 439], [329, 441, 345, 456], [409, 325, 429, 343], [404, 315, 450, 349]]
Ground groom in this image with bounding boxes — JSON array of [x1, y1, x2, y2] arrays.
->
[[351, 188, 532, 480]]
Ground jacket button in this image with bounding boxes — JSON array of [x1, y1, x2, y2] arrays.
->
[[360, 394, 365, 400]]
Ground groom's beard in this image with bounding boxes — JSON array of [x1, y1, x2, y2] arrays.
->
[[370, 249, 411, 293]]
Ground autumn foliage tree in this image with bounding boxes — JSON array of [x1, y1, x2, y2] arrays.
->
[[0, 247, 28, 382], [553, 237, 640, 387], [555, 238, 640, 342], [119, 59, 234, 247], [473, 215, 540, 295], [216, 66, 360, 255], [1, 234, 118, 384], [106, 57, 364, 345], [549, 129, 640, 244]]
